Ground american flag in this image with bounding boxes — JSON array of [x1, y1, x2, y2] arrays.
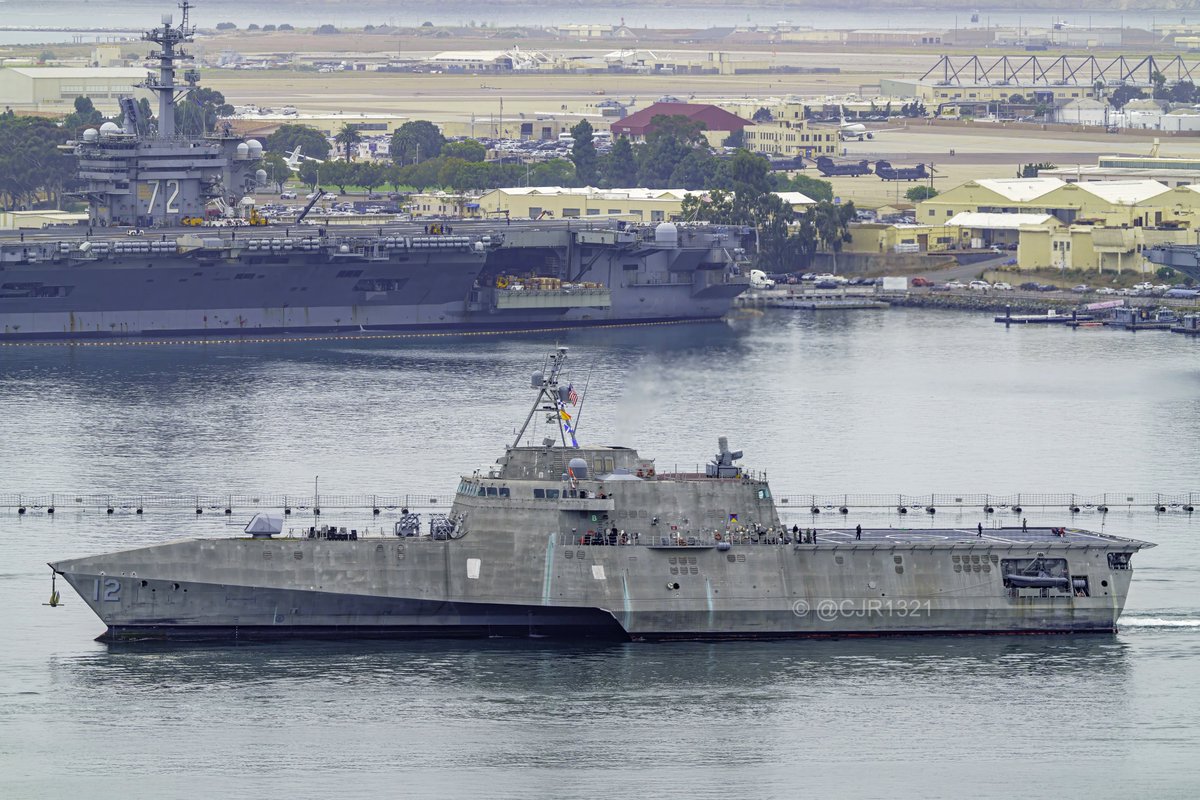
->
[[567, 384, 579, 405]]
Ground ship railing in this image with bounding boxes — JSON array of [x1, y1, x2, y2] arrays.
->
[[555, 529, 792, 548], [771, 492, 1200, 513]]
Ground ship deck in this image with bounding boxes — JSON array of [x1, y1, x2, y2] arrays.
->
[[808, 526, 1149, 547]]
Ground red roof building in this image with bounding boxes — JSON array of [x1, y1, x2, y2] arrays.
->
[[610, 102, 751, 141]]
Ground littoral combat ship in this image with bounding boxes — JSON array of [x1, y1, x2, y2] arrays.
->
[[52, 348, 1155, 642], [0, 3, 749, 342]]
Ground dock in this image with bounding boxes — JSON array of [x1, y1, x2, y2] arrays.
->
[[994, 310, 1093, 325], [737, 288, 888, 311]]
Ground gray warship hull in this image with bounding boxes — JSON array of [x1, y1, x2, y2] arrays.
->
[[0, 222, 749, 341], [2, 7, 748, 343], [53, 525, 1144, 643], [50, 348, 1153, 643]]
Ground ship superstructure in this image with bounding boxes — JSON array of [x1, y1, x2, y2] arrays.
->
[[0, 3, 751, 340], [51, 348, 1155, 642], [76, 2, 265, 228]]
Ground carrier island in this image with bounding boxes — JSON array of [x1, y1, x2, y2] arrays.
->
[[50, 347, 1155, 642], [0, 4, 750, 342]]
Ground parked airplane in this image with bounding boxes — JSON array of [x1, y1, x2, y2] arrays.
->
[[285, 146, 325, 172], [836, 106, 906, 141]]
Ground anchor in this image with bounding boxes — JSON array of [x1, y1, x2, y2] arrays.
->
[[43, 571, 63, 607]]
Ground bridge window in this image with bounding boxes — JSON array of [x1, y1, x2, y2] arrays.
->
[[534, 488, 546, 499], [545, 489, 560, 499]]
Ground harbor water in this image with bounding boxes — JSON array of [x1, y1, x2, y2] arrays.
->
[[2, 307, 1199, 798]]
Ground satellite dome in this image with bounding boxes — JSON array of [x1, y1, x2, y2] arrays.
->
[[568, 457, 589, 481], [246, 139, 263, 158], [654, 221, 679, 245], [236, 142, 250, 159], [255, 168, 268, 185], [239, 195, 255, 207], [82, 128, 99, 142], [99, 121, 120, 134]]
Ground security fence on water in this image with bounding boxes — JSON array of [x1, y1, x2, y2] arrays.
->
[[3, 491, 1200, 517]]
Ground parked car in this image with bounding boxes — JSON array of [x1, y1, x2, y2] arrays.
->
[[910, 276, 933, 287], [944, 281, 967, 290], [991, 282, 1013, 291], [1071, 284, 1091, 293], [280, 191, 297, 200], [967, 280, 991, 291], [1019, 282, 1041, 291], [1037, 284, 1058, 292], [1095, 287, 1118, 295]]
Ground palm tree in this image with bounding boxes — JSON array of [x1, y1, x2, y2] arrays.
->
[[335, 124, 362, 162]]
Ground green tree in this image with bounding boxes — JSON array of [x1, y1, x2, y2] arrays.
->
[[266, 124, 332, 161], [262, 152, 292, 192], [441, 139, 487, 162], [637, 115, 708, 188], [602, 135, 638, 187], [63, 95, 105, 131], [529, 158, 580, 187], [712, 150, 774, 224], [1152, 70, 1167, 99], [773, 172, 833, 202], [391, 120, 445, 165], [1169, 80, 1197, 104], [1108, 85, 1146, 110], [905, 185, 938, 201], [175, 87, 233, 135], [0, 115, 76, 209], [668, 149, 717, 189], [569, 119, 599, 185], [752, 106, 773, 122], [358, 162, 387, 193], [298, 160, 320, 189], [808, 201, 856, 271], [321, 160, 353, 194], [335, 123, 363, 161]]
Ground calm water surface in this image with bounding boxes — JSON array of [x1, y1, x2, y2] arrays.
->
[[1, 308, 1199, 798]]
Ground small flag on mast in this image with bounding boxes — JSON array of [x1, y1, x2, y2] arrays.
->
[[567, 384, 579, 405]]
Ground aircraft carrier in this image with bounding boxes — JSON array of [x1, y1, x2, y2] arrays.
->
[[51, 347, 1155, 642], [0, 4, 749, 342]]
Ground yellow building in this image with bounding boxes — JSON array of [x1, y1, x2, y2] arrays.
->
[[407, 192, 481, 219], [880, 78, 1101, 105], [916, 178, 1200, 229], [0, 67, 149, 114], [846, 222, 959, 254], [475, 186, 815, 221], [230, 113, 409, 138], [743, 119, 837, 158], [1017, 222, 1193, 274]]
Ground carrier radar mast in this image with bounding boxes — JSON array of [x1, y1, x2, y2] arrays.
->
[[141, 1, 198, 139]]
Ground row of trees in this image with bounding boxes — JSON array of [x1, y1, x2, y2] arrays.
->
[[0, 113, 76, 209], [680, 151, 855, 271]]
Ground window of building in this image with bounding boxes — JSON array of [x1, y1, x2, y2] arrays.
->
[[562, 208, 581, 218], [650, 210, 665, 221]]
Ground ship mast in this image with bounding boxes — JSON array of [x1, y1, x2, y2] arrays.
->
[[512, 347, 578, 450], [142, 1, 197, 139]]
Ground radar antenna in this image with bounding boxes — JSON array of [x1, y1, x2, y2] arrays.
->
[[140, 0, 197, 139], [512, 347, 579, 450]]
